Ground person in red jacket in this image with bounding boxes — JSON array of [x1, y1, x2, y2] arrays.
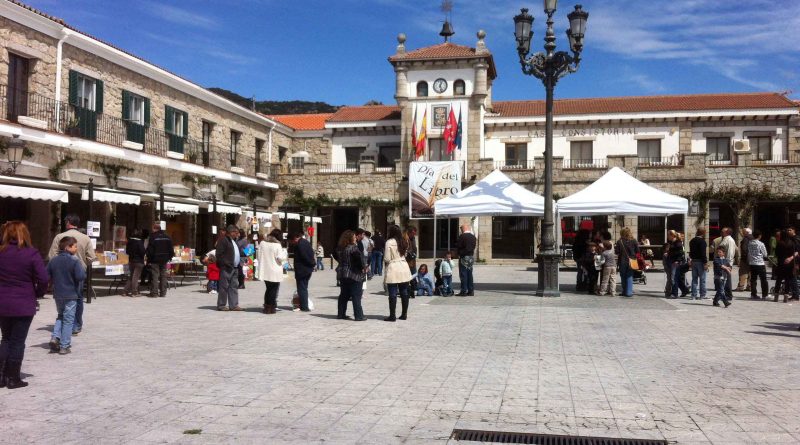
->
[[206, 254, 220, 295]]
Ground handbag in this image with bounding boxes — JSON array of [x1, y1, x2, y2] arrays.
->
[[629, 258, 640, 271]]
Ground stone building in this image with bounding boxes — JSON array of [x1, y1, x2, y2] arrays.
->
[[0, 0, 296, 254], [269, 32, 800, 261]]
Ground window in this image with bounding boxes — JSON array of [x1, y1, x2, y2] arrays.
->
[[165, 106, 188, 153], [416, 81, 428, 97], [570, 140, 593, 161], [428, 139, 453, 161], [505, 143, 527, 167], [637, 139, 661, 161], [168, 110, 185, 137], [76, 74, 96, 110], [748, 136, 771, 161], [707, 137, 730, 161], [230, 130, 241, 166], [453, 79, 466, 95], [255, 138, 265, 173], [126, 93, 145, 125], [291, 156, 305, 170], [345, 147, 366, 169], [378, 145, 400, 168], [201, 121, 213, 166]]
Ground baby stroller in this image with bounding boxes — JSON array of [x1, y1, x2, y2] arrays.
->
[[632, 255, 648, 285], [433, 259, 454, 296]]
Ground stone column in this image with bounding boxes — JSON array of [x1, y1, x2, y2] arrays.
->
[[678, 122, 692, 154]]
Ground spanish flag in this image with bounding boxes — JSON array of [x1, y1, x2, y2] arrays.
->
[[415, 108, 427, 160]]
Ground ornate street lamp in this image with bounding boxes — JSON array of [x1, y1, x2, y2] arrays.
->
[[514, 1, 588, 297], [2, 135, 26, 176]]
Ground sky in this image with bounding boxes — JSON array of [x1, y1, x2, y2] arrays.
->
[[23, 0, 800, 107]]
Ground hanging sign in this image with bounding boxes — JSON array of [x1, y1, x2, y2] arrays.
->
[[409, 161, 462, 219], [87, 221, 101, 238]]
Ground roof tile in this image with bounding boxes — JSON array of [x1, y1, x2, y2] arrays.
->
[[328, 105, 401, 123], [492, 93, 798, 117], [268, 113, 333, 131]]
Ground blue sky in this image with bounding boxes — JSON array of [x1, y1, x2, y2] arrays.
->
[[25, 0, 800, 106]]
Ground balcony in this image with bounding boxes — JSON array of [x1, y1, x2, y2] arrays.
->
[[0, 84, 262, 176], [494, 160, 535, 171], [750, 152, 800, 166], [563, 158, 608, 169], [636, 155, 683, 167]]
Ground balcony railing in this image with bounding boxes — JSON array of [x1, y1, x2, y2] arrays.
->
[[319, 164, 358, 173], [637, 155, 683, 167], [563, 158, 608, 169], [0, 84, 261, 173], [494, 160, 536, 171], [750, 153, 800, 165], [705, 156, 733, 166]]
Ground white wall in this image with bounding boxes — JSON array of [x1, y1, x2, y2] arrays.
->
[[406, 68, 474, 98], [485, 125, 679, 161], [690, 125, 785, 158]]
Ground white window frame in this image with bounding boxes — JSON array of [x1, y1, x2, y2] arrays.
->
[[291, 156, 305, 170], [171, 112, 184, 137], [76, 74, 95, 110], [127, 93, 145, 125]]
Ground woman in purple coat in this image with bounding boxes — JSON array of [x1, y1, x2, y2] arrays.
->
[[0, 221, 48, 389]]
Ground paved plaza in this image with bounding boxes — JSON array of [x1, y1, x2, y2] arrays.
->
[[1, 265, 799, 444]]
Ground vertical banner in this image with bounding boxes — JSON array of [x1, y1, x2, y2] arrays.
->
[[409, 161, 462, 219]]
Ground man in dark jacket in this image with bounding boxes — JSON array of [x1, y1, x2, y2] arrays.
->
[[289, 232, 316, 311], [145, 223, 174, 298], [215, 225, 244, 311], [456, 224, 477, 296], [688, 228, 708, 299], [371, 231, 386, 276]]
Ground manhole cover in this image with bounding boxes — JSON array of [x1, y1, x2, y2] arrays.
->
[[450, 429, 667, 444]]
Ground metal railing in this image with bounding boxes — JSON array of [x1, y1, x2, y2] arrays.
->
[[319, 164, 359, 173], [0, 84, 68, 133], [750, 153, 800, 165], [494, 160, 536, 170], [563, 158, 607, 169], [637, 155, 683, 167], [705, 155, 733, 166]]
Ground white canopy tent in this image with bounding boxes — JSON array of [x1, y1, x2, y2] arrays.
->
[[433, 170, 546, 258], [556, 167, 688, 216]]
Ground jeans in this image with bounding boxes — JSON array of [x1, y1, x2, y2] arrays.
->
[[416, 277, 433, 296], [0, 315, 33, 363], [125, 262, 144, 294], [442, 275, 452, 293], [671, 262, 689, 297], [263, 281, 280, 307], [208, 280, 218, 292], [371, 251, 384, 276], [316, 257, 324, 270], [52, 299, 78, 349], [749, 264, 768, 299], [458, 256, 474, 293], [714, 276, 730, 304], [338, 278, 364, 320], [387, 282, 409, 318], [296, 275, 311, 311], [691, 261, 707, 298], [149, 263, 169, 297], [618, 262, 634, 296], [74, 290, 84, 332], [218, 267, 239, 309]]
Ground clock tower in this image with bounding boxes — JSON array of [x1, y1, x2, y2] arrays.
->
[[389, 30, 497, 165]]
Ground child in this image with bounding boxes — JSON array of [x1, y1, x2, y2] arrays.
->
[[582, 243, 599, 294], [597, 241, 617, 296], [47, 236, 87, 355], [206, 254, 220, 294], [415, 264, 434, 296], [316, 244, 325, 271], [712, 246, 732, 308], [439, 252, 454, 295]]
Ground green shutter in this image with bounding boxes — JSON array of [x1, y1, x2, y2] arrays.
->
[[68, 70, 78, 106], [94, 79, 103, 113], [121, 90, 130, 120], [143, 97, 150, 127], [182, 111, 188, 138], [165, 106, 174, 133]]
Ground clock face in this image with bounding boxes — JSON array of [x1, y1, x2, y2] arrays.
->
[[433, 78, 448, 94]]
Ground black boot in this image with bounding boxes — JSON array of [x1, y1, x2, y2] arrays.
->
[[0, 359, 5, 388], [399, 297, 409, 320], [5, 360, 28, 389], [384, 296, 397, 322]]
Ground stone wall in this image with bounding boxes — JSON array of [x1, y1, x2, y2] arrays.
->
[[0, 16, 58, 97]]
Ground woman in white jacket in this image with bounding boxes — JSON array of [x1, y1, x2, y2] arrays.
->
[[257, 229, 287, 314], [383, 224, 412, 322]]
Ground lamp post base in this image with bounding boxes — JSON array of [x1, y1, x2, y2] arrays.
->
[[535, 251, 561, 297]]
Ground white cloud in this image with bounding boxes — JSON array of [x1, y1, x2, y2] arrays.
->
[[145, 3, 218, 30]]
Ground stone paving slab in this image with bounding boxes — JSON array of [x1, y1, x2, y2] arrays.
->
[[1, 266, 799, 444]]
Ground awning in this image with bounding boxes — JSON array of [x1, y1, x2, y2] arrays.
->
[[312, 217, 322, 224], [81, 188, 141, 205], [0, 183, 68, 203], [214, 202, 242, 214], [256, 212, 272, 220], [160, 201, 200, 214], [282, 212, 301, 220]]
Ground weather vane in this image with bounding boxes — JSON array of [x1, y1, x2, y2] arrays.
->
[[440, 0, 453, 14]]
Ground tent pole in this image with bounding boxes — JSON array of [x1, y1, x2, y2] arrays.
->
[[664, 215, 668, 244], [433, 214, 437, 260], [447, 218, 451, 254]]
